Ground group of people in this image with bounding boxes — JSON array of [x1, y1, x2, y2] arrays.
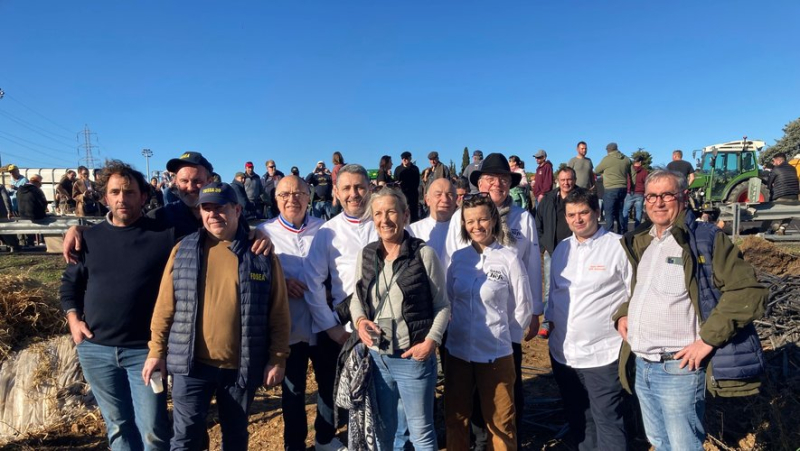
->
[[57, 143, 769, 451]]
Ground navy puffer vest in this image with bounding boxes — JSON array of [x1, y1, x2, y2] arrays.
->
[[684, 211, 765, 381], [168, 222, 272, 388], [356, 232, 434, 346]]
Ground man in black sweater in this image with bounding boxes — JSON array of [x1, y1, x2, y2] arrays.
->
[[60, 160, 173, 450]]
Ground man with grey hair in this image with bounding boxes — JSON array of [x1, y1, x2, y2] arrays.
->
[[614, 170, 766, 450], [304, 163, 377, 451]]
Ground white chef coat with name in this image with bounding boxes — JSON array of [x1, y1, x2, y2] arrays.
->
[[546, 228, 632, 368], [444, 203, 543, 343], [446, 242, 533, 363]]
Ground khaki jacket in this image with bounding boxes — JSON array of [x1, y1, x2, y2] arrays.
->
[[613, 210, 767, 397]]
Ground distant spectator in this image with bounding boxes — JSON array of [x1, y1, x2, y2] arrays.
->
[[376, 155, 394, 187], [4, 164, 28, 213], [73, 166, 101, 216], [509, 155, 530, 210], [454, 176, 470, 208], [461, 150, 483, 193], [331, 152, 346, 216], [622, 156, 648, 233], [57, 170, 77, 214], [768, 152, 800, 202], [395, 151, 421, 222], [262, 160, 285, 219], [232, 172, 258, 219], [17, 174, 48, 246], [307, 162, 334, 220], [532, 150, 554, 205], [567, 141, 595, 190], [243, 161, 265, 218], [290, 166, 300, 176], [425, 151, 450, 191], [0, 184, 20, 249], [666, 150, 695, 186], [594, 143, 631, 233], [145, 176, 165, 212]]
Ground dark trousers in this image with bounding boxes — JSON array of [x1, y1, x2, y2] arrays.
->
[[282, 335, 340, 450], [603, 188, 627, 233], [171, 362, 258, 451], [470, 342, 523, 449], [550, 354, 627, 451]]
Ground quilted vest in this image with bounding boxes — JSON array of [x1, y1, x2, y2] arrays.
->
[[168, 222, 272, 388], [356, 232, 434, 346], [684, 210, 765, 381]]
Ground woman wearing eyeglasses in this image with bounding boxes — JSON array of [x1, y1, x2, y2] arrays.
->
[[445, 193, 533, 451], [349, 186, 450, 450]]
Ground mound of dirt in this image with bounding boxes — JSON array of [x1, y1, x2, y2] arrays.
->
[[738, 237, 800, 276]]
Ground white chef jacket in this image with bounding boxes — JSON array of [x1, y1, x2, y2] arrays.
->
[[444, 203, 543, 342], [546, 228, 632, 368], [408, 216, 450, 263], [304, 212, 378, 333], [259, 214, 325, 346], [446, 242, 533, 363]]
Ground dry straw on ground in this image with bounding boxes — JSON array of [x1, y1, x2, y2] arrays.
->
[[0, 274, 65, 362]]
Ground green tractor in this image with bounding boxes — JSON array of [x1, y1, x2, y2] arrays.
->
[[689, 138, 768, 218]]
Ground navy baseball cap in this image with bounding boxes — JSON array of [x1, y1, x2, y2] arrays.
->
[[166, 151, 214, 174], [198, 182, 238, 205]]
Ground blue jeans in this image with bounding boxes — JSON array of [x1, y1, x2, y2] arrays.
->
[[602, 188, 627, 233], [171, 362, 258, 451], [312, 201, 333, 220], [622, 193, 644, 234], [76, 341, 170, 451], [370, 350, 438, 451], [635, 357, 707, 451]]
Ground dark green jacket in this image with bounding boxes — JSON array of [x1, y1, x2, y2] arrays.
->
[[613, 210, 767, 397]]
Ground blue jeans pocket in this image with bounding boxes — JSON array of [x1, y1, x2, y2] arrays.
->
[[662, 360, 702, 376]]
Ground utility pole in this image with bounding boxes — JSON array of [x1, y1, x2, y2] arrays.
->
[[77, 125, 99, 170], [142, 148, 153, 178]]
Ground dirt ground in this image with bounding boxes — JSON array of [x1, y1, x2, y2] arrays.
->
[[2, 238, 800, 450]]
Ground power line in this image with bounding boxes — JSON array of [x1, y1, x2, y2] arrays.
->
[[0, 109, 75, 145], [0, 129, 79, 157], [5, 93, 76, 135], [0, 150, 70, 168], [0, 134, 76, 166]]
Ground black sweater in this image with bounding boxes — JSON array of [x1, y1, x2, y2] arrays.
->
[[60, 216, 175, 347]]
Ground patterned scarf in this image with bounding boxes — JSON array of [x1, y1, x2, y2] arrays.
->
[[498, 196, 515, 247]]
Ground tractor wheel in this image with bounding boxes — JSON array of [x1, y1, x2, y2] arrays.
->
[[726, 183, 768, 203]]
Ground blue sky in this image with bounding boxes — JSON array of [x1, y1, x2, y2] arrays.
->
[[1, 0, 798, 180]]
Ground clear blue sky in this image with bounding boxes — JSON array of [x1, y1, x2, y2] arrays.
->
[[1, 0, 798, 180]]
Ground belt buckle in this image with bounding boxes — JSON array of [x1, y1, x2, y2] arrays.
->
[[659, 352, 676, 362]]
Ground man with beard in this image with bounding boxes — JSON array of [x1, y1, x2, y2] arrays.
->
[[60, 160, 173, 450]]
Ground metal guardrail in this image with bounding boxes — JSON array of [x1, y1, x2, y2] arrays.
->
[[0, 216, 104, 235]]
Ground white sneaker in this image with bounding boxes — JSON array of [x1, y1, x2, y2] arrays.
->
[[315, 437, 347, 451]]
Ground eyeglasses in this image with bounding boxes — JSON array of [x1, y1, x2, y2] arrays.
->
[[383, 181, 402, 188], [268, 166, 276, 169], [644, 192, 679, 204], [479, 175, 511, 187], [462, 192, 491, 202], [276, 192, 309, 200]]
